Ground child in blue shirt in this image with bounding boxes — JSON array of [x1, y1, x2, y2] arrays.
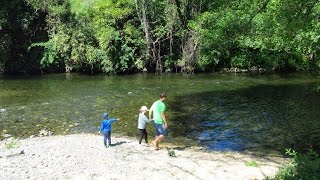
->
[[99, 112, 119, 147]]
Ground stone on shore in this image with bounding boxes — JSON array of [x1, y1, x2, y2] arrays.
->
[[0, 134, 288, 179]]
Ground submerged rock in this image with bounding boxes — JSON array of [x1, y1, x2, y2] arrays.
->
[[38, 129, 53, 137]]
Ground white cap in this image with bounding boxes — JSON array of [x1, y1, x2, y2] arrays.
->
[[140, 106, 149, 111]]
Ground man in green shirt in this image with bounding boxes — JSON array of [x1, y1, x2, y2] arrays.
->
[[149, 92, 168, 150]]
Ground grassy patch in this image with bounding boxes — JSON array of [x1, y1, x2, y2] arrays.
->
[[245, 161, 258, 167], [5, 137, 20, 149]]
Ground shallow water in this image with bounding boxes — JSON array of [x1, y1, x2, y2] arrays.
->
[[1, 73, 320, 154]]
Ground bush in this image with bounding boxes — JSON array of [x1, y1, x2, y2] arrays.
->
[[167, 149, 176, 158], [272, 149, 320, 180]]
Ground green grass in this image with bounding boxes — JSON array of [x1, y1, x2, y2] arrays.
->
[[245, 161, 258, 167], [5, 137, 20, 149]]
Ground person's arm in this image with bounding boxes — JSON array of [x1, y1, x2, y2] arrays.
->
[[161, 111, 168, 128], [109, 118, 120, 123], [142, 114, 152, 123], [149, 104, 153, 120], [99, 121, 103, 133]]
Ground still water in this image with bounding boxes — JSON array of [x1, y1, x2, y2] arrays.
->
[[1, 73, 320, 155]]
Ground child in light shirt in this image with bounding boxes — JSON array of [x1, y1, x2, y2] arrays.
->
[[137, 106, 153, 145]]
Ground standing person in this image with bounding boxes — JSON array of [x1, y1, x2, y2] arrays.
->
[[149, 92, 168, 150], [99, 112, 119, 148], [137, 106, 153, 145]]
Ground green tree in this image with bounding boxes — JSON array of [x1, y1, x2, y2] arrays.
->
[[0, 0, 47, 75], [1, 0, 319, 74]]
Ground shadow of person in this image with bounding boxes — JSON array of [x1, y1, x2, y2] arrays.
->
[[110, 141, 127, 147], [166, 145, 192, 151]]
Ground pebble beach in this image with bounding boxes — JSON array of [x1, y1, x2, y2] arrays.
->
[[0, 134, 288, 180]]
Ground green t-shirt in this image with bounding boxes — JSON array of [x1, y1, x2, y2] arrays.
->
[[151, 100, 166, 124]]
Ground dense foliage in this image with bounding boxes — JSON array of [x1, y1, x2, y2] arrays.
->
[[0, 0, 47, 74], [1, 0, 320, 74]]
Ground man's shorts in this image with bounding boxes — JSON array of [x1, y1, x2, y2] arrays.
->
[[154, 123, 168, 137]]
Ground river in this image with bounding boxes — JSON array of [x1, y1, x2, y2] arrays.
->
[[1, 73, 320, 155]]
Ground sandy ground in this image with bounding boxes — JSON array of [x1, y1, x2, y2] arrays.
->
[[0, 134, 288, 180]]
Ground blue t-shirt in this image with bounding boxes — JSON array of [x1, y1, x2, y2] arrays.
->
[[99, 118, 118, 133]]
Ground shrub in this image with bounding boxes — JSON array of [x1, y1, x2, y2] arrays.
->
[[167, 149, 176, 158], [272, 149, 320, 180]]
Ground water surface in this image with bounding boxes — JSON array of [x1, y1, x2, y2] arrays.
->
[[1, 73, 320, 155]]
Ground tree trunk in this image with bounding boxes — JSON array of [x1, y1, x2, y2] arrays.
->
[[135, 0, 151, 63]]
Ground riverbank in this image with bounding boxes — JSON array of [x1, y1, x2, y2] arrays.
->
[[0, 134, 288, 179]]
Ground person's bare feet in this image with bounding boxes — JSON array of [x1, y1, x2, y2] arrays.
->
[[151, 140, 160, 150]]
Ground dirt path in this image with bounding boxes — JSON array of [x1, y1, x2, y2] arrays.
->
[[0, 134, 288, 180]]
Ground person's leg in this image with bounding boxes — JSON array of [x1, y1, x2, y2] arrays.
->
[[144, 129, 148, 143], [139, 129, 144, 144], [157, 134, 164, 142], [152, 124, 161, 147], [106, 131, 111, 146], [155, 134, 164, 142], [152, 124, 167, 150], [154, 135, 164, 150], [103, 133, 107, 146], [154, 123, 158, 141], [152, 124, 160, 149]]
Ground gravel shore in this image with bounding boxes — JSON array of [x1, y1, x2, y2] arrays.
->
[[0, 134, 288, 180]]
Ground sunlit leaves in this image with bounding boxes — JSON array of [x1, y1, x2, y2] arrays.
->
[[31, 40, 58, 67], [2, 0, 320, 74], [194, 0, 320, 71], [33, 0, 143, 73]]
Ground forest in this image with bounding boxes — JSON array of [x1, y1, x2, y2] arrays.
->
[[0, 0, 319, 75]]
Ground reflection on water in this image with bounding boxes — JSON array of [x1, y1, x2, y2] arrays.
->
[[197, 121, 246, 151], [1, 73, 320, 155], [173, 81, 320, 154]]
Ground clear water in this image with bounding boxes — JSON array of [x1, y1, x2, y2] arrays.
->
[[1, 73, 320, 155]]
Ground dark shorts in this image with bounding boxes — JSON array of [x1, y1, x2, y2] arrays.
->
[[154, 123, 168, 137]]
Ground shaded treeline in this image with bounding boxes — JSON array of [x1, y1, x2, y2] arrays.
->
[[0, 0, 320, 75]]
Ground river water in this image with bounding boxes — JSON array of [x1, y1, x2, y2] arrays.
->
[[1, 73, 320, 155]]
